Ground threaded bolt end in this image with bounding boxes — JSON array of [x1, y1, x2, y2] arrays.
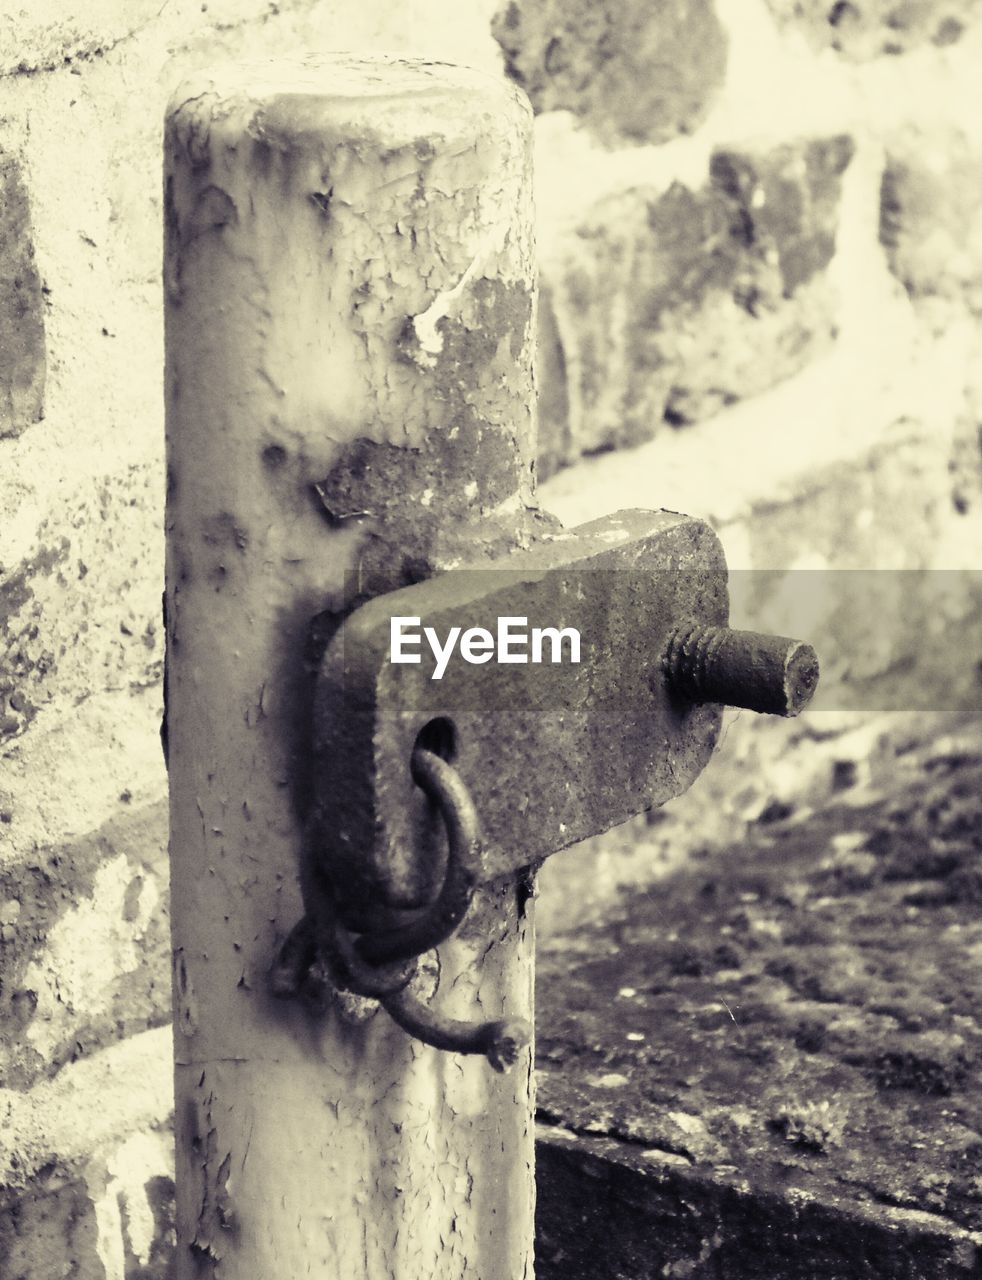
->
[[663, 623, 819, 717]]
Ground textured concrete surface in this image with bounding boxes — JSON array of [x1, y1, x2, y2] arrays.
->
[[535, 719, 982, 1277]]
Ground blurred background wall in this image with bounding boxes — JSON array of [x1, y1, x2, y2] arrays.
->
[[0, 0, 979, 1272]]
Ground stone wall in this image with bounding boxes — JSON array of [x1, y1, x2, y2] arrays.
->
[[0, 0, 979, 1272]]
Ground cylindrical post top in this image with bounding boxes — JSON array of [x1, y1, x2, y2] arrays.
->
[[166, 55, 532, 157], [165, 55, 536, 585]]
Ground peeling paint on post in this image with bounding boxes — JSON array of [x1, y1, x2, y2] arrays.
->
[[164, 56, 537, 1279]]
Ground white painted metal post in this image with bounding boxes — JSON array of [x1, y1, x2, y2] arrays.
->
[[164, 56, 537, 1279]]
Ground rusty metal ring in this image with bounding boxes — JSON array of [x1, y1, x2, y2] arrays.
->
[[296, 836, 418, 999], [354, 747, 482, 967], [325, 912, 418, 999]]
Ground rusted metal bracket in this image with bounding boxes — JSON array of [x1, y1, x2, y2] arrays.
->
[[275, 507, 819, 1066], [312, 509, 729, 921]]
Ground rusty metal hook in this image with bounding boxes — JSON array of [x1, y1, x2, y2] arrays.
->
[[355, 747, 481, 967], [272, 746, 531, 1070]]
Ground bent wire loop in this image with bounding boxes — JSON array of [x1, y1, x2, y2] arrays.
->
[[271, 745, 531, 1072]]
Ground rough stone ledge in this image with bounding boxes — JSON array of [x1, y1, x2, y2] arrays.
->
[[536, 1125, 982, 1279], [0, 1030, 174, 1278], [534, 722, 982, 1278]]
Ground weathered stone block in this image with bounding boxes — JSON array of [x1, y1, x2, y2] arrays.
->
[[492, 0, 728, 144], [0, 1179, 104, 1280], [0, 1157, 173, 1280], [0, 152, 46, 440], [537, 136, 854, 474], [763, 0, 980, 56], [0, 1035, 174, 1278], [880, 128, 982, 312], [0, 465, 162, 743], [0, 800, 168, 1089]]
